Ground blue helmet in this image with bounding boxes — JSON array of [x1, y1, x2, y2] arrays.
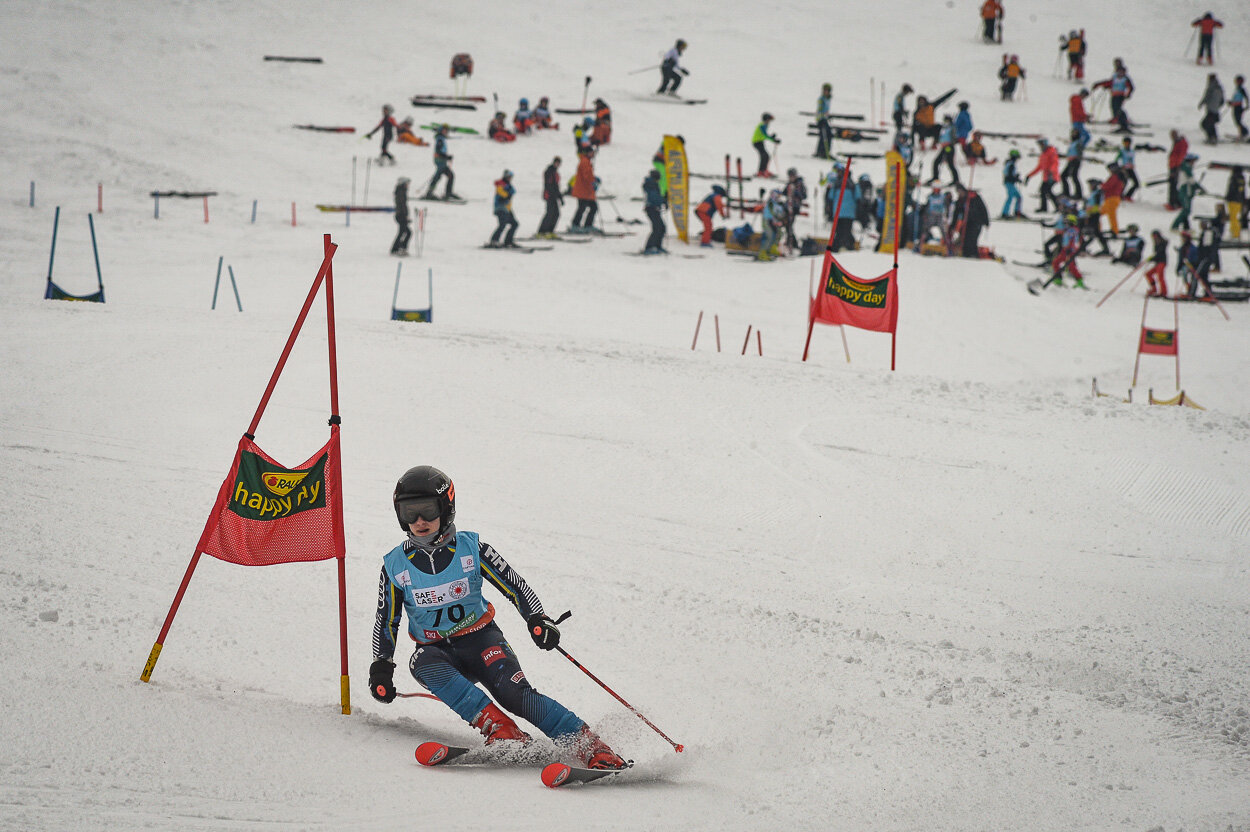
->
[[519, 97, 529, 108]]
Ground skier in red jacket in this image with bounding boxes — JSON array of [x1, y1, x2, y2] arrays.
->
[[1191, 13, 1223, 65], [1026, 138, 1061, 214]]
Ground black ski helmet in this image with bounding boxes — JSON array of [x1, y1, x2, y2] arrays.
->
[[393, 465, 456, 533]]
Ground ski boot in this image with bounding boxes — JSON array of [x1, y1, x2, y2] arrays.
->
[[574, 725, 628, 770], [471, 703, 531, 745]]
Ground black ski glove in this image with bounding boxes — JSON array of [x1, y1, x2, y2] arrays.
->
[[369, 658, 396, 703], [527, 613, 561, 650], [680, 68, 690, 76]]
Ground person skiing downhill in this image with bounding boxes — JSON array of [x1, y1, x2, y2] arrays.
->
[[658, 39, 689, 94], [370, 466, 628, 771], [366, 104, 398, 165]]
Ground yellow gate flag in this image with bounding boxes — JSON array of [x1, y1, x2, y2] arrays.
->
[[879, 150, 904, 254], [663, 135, 690, 243]]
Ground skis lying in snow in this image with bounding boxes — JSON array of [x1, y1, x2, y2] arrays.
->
[[481, 243, 552, 253], [411, 93, 487, 103], [417, 195, 468, 204], [520, 235, 592, 243], [415, 742, 632, 788], [641, 93, 708, 105], [410, 97, 477, 110], [294, 124, 356, 133]]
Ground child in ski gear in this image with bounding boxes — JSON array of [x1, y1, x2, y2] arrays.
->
[[1192, 13, 1223, 65], [1144, 230, 1169, 296], [892, 130, 914, 165], [514, 98, 533, 135], [488, 112, 516, 143], [1225, 165, 1246, 238], [752, 113, 780, 176], [1051, 215, 1086, 287], [1114, 138, 1139, 200], [488, 170, 519, 248], [658, 39, 689, 94], [695, 185, 728, 246], [822, 164, 860, 252], [533, 97, 557, 130], [783, 168, 808, 248], [1112, 224, 1144, 266], [980, 0, 1003, 43], [892, 84, 913, 131], [572, 118, 596, 155], [927, 116, 961, 186], [1001, 148, 1024, 218], [642, 169, 667, 254], [963, 132, 994, 166], [569, 148, 599, 232], [1026, 138, 1061, 213], [1093, 67, 1134, 132], [953, 102, 974, 150], [425, 125, 457, 200], [1100, 165, 1125, 235], [1166, 131, 1190, 209], [815, 83, 834, 159], [1188, 220, 1220, 298], [1080, 180, 1111, 256], [1171, 155, 1201, 231], [536, 157, 563, 238], [372, 466, 627, 771], [1069, 88, 1091, 146], [1060, 129, 1086, 199], [391, 177, 411, 255], [999, 55, 1025, 101], [757, 189, 787, 261], [592, 99, 612, 145], [918, 186, 950, 251], [397, 118, 426, 146], [1230, 76, 1248, 141], [366, 104, 398, 165], [1064, 29, 1086, 81], [1199, 73, 1224, 145]]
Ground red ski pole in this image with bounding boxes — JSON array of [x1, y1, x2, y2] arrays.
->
[[555, 644, 684, 752]]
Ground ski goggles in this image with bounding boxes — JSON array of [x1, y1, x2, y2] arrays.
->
[[397, 497, 442, 524]]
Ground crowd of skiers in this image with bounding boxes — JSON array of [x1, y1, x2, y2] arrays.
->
[[375, 19, 1246, 289]]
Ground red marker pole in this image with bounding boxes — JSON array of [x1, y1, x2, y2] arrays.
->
[[97, 183, 103, 213]]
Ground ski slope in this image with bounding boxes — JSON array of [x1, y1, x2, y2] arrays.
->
[[1, 1, 1249, 830]]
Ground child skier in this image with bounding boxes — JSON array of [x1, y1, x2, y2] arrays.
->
[[999, 55, 1025, 101], [1144, 230, 1169, 297], [1191, 13, 1223, 66], [1093, 66, 1135, 133], [536, 157, 563, 239], [569, 148, 599, 232], [513, 98, 534, 135], [1069, 88, 1091, 146], [757, 189, 787, 261], [642, 168, 668, 255], [1001, 148, 1025, 218], [815, 83, 834, 159], [1063, 29, 1087, 81], [591, 99, 612, 145], [424, 125, 458, 200], [370, 466, 628, 771], [1199, 73, 1225, 145], [752, 113, 780, 177], [1112, 224, 1144, 266], [391, 177, 411, 256], [658, 39, 689, 94], [487, 170, 519, 248], [1114, 138, 1140, 200], [365, 104, 398, 165], [488, 112, 516, 143], [1060, 128, 1085, 200], [695, 185, 728, 247], [1026, 138, 1060, 214]]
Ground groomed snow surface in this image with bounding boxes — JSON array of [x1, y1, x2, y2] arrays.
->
[[2, 1, 1249, 830]]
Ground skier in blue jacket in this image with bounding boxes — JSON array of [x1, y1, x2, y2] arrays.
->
[[642, 168, 668, 254], [369, 466, 628, 771]]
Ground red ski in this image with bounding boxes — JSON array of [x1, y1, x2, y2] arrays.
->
[[540, 761, 631, 788]]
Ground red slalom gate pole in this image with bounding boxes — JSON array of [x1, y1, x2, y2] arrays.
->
[[292, 201, 298, 227], [203, 196, 209, 224], [97, 183, 103, 213], [691, 310, 703, 350], [554, 645, 684, 753]]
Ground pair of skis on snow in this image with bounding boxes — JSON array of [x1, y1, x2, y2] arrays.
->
[[414, 740, 631, 788]]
